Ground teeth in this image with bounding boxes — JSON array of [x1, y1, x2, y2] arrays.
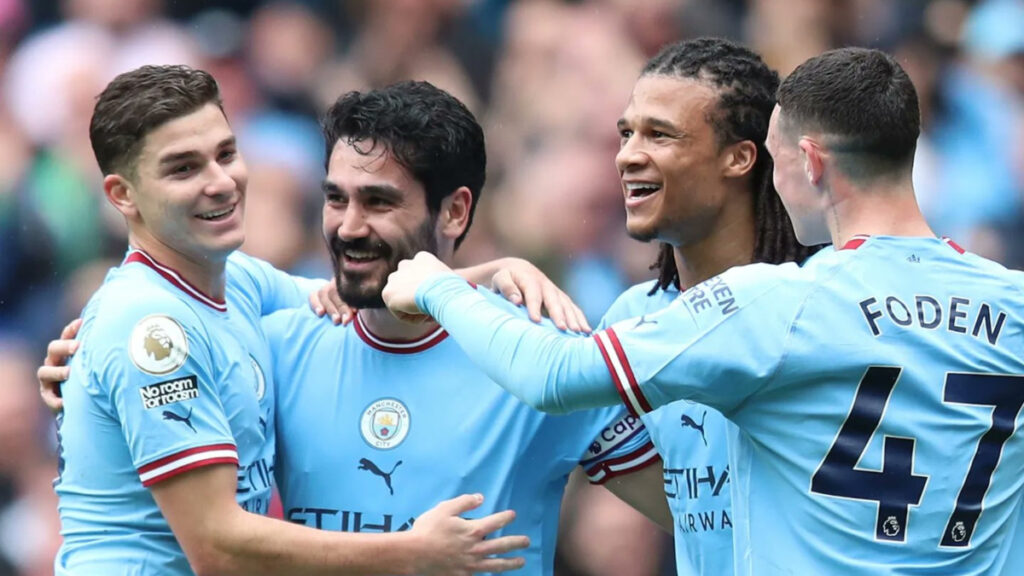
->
[[625, 183, 661, 193], [344, 250, 379, 260], [198, 206, 233, 220]]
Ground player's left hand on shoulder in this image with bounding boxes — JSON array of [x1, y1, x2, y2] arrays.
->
[[38, 318, 83, 414], [383, 252, 452, 321], [490, 258, 591, 333], [308, 280, 355, 325]]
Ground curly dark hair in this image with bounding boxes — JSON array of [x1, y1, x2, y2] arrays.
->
[[90, 65, 223, 177], [641, 38, 821, 293], [321, 81, 486, 249]]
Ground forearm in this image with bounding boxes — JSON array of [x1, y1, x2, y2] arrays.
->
[[417, 274, 618, 413], [201, 508, 426, 576]]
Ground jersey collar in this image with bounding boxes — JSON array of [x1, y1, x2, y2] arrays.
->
[[353, 313, 448, 354], [124, 249, 228, 312], [838, 235, 966, 254]]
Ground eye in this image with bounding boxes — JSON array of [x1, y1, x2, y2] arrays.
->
[[325, 192, 346, 206], [170, 164, 196, 177], [619, 128, 633, 140], [651, 130, 668, 139], [365, 196, 393, 209], [218, 148, 237, 163]]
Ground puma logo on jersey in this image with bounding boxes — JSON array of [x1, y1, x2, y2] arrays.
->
[[680, 411, 707, 446], [358, 458, 402, 495], [634, 315, 658, 329], [163, 407, 196, 433]]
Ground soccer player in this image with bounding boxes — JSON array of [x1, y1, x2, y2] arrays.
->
[[600, 38, 820, 575], [384, 48, 1024, 574], [54, 64, 526, 576], [263, 81, 666, 576]]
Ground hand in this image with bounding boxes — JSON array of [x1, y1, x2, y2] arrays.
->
[[382, 252, 454, 324], [411, 494, 529, 576], [488, 258, 591, 333], [38, 318, 83, 414], [308, 280, 356, 325]]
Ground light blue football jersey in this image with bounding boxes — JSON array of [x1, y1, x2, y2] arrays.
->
[[55, 250, 311, 575], [595, 236, 1024, 575], [265, 286, 658, 576], [599, 280, 733, 576]]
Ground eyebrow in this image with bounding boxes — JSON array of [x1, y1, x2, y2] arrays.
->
[[617, 115, 680, 133], [322, 181, 404, 201], [158, 136, 236, 167]]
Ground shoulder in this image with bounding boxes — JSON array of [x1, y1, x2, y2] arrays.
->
[[82, 275, 211, 381], [226, 251, 274, 292], [262, 307, 334, 345], [601, 280, 675, 327]]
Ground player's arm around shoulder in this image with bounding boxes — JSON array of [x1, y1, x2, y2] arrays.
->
[[150, 464, 528, 576], [577, 407, 670, 532]]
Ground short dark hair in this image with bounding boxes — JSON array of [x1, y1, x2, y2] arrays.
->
[[642, 37, 820, 293], [776, 47, 920, 181], [321, 81, 486, 249], [90, 65, 223, 177]]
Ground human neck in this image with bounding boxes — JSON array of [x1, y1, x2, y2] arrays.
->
[[827, 179, 935, 248], [129, 234, 228, 300], [357, 307, 442, 342], [671, 193, 757, 289]]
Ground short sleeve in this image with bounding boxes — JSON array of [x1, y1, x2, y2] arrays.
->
[[228, 251, 324, 316], [93, 302, 239, 487], [579, 407, 659, 484]]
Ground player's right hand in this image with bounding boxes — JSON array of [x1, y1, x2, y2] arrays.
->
[[37, 318, 82, 414], [411, 493, 528, 576]]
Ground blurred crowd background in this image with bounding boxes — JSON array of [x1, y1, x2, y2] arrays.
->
[[1, 0, 1022, 574]]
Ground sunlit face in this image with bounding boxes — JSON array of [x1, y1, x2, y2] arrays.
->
[[128, 103, 247, 263], [614, 75, 733, 246], [765, 105, 828, 246], [322, 140, 438, 309]]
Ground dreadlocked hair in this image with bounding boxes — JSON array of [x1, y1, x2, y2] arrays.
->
[[643, 38, 823, 294]]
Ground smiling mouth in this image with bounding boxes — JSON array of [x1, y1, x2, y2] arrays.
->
[[340, 249, 388, 266], [196, 205, 235, 221], [624, 182, 662, 200]]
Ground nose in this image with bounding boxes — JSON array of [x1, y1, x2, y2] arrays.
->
[[204, 160, 238, 197], [615, 135, 648, 173], [335, 202, 369, 241]]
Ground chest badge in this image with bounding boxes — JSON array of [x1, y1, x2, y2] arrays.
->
[[360, 398, 410, 450]]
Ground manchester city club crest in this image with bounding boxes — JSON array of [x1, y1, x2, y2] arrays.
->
[[250, 357, 266, 401], [129, 315, 188, 375], [360, 398, 410, 450]]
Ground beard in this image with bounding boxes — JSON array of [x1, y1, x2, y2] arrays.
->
[[327, 217, 438, 309]]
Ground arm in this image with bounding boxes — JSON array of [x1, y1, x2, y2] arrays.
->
[[408, 271, 618, 413], [602, 463, 672, 532], [457, 257, 590, 332], [152, 464, 527, 576], [311, 256, 591, 332]]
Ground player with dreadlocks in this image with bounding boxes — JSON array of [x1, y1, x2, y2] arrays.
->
[[566, 37, 822, 575]]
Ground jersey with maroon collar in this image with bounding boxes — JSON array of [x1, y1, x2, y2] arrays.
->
[[55, 250, 313, 575], [412, 235, 1024, 575], [265, 286, 658, 576]]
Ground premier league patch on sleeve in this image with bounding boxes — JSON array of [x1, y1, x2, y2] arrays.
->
[[129, 315, 189, 375], [139, 375, 199, 409]]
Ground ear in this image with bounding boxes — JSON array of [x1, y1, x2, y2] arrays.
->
[[103, 174, 139, 218], [438, 186, 473, 240], [720, 140, 758, 179], [798, 137, 825, 186]]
